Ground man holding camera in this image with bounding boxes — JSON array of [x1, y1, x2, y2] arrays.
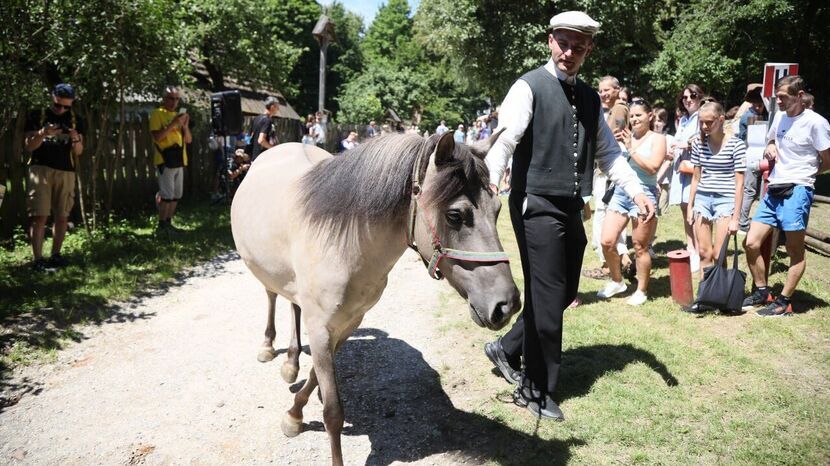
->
[[150, 86, 191, 233], [250, 96, 280, 161], [23, 83, 85, 271], [743, 75, 830, 316]]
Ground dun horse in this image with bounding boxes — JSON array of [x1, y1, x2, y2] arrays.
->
[[231, 131, 521, 465]]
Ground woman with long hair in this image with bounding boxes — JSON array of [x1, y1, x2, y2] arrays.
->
[[686, 102, 746, 282], [598, 100, 666, 305], [669, 84, 704, 272]]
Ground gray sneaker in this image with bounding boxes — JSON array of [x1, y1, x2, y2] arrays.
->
[[484, 339, 521, 385]]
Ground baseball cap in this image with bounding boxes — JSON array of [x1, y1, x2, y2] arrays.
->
[[53, 83, 75, 99]]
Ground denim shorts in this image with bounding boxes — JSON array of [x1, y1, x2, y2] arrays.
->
[[607, 185, 658, 218], [753, 185, 813, 231], [693, 191, 734, 222]]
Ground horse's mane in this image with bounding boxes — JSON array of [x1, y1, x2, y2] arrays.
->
[[297, 133, 489, 237]]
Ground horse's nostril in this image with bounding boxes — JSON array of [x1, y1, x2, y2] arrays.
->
[[491, 302, 507, 323]]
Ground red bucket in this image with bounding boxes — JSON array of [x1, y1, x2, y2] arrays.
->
[[667, 249, 694, 306]]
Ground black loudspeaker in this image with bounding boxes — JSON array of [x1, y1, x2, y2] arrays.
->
[[210, 90, 243, 136]]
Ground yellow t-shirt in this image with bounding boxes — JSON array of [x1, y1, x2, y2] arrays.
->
[[149, 107, 188, 166]]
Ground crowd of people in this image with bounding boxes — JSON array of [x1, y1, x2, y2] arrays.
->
[[481, 10, 830, 422]]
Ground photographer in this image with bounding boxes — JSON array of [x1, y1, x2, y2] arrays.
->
[[150, 86, 191, 233], [23, 83, 85, 271]]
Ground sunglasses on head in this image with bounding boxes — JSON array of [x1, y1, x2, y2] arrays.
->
[[53, 102, 72, 110], [631, 98, 648, 106], [683, 92, 699, 100]]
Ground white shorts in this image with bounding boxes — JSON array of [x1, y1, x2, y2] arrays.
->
[[158, 166, 184, 200]]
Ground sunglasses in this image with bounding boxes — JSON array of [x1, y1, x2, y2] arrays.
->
[[682, 92, 699, 100], [52, 103, 72, 110], [631, 98, 649, 106]]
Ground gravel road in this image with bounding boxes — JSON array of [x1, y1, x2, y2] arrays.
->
[[0, 250, 529, 465]]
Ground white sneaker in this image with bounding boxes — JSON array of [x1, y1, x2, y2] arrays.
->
[[626, 290, 648, 306], [690, 252, 700, 273], [598, 280, 627, 298]]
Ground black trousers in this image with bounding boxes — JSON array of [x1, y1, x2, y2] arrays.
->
[[501, 192, 587, 396]]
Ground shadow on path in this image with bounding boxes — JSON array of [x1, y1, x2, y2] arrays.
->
[[296, 327, 584, 465]]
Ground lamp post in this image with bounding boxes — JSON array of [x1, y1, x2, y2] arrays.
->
[[312, 15, 337, 114]]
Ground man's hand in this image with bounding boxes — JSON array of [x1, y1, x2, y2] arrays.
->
[[633, 192, 656, 223], [42, 124, 63, 137], [764, 142, 778, 162], [180, 113, 190, 127]]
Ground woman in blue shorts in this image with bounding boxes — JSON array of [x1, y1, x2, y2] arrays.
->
[[669, 84, 705, 272], [687, 102, 746, 275], [598, 100, 666, 305]]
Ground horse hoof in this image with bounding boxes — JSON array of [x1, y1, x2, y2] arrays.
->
[[281, 362, 299, 383], [257, 348, 277, 363], [281, 413, 303, 437]]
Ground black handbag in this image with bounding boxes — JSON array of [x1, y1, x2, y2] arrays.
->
[[156, 144, 184, 168], [696, 235, 746, 312]]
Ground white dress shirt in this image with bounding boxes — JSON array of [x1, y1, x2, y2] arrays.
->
[[485, 60, 644, 199]]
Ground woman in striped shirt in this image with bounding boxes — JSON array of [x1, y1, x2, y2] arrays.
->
[[687, 101, 746, 274]]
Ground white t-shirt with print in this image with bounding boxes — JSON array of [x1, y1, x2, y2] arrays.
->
[[766, 109, 830, 187]]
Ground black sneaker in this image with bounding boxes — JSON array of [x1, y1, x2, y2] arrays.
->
[[756, 299, 793, 317], [512, 386, 564, 421], [742, 288, 774, 311], [484, 339, 521, 385], [47, 253, 69, 268], [32, 258, 56, 273]]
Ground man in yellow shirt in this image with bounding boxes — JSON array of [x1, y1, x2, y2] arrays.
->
[[149, 86, 192, 232]]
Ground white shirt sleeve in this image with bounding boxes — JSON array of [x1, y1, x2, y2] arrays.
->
[[594, 111, 644, 199], [485, 80, 534, 186]]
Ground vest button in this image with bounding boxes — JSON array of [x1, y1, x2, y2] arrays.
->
[[573, 152, 578, 157]]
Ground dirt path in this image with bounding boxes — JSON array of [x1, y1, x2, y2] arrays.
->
[[0, 250, 516, 465]]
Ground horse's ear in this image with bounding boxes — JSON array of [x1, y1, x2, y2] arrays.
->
[[434, 131, 456, 166], [468, 128, 505, 160]]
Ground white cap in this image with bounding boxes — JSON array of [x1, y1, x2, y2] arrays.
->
[[549, 11, 600, 36]]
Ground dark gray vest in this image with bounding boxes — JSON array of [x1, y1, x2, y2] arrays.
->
[[510, 66, 600, 198]]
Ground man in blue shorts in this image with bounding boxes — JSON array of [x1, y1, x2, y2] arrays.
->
[[742, 75, 830, 316]]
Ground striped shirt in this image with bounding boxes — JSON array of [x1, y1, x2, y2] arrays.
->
[[690, 136, 746, 195]]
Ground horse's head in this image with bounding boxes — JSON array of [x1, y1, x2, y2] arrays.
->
[[411, 131, 521, 330]]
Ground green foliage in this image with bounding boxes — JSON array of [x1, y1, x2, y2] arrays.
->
[[181, 0, 307, 94]]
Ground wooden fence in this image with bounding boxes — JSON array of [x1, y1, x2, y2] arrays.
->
[[0, 110, 303, 238]]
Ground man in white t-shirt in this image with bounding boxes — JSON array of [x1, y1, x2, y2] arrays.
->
[[743, 75, 830, 317]]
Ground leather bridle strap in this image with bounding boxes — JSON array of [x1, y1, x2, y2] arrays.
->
[[406, 145, 510, 280]]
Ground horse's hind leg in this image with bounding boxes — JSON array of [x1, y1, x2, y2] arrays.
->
[[282, 366, 317, 438], [257, 290, 278, 363], [280, 303, 302, 383]]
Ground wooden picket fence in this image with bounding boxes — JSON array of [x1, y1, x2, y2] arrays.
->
[[0, 111, 303, 238]]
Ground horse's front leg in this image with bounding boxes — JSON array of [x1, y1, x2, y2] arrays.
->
[[308, 326, 345, 466], [281, 303, 302, 383], [257, 290, 278, 362]]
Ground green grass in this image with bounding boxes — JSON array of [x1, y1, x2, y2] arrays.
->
[[436, 197, 830, 465], [0, 202, 235, 371]]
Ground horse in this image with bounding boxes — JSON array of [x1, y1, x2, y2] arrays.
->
[[230, 130, 521, 465]]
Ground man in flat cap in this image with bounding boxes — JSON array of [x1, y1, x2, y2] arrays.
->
[[484, 11, 654, 420]]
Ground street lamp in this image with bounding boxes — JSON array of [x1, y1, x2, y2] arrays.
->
[[312, 15, 337, 114]]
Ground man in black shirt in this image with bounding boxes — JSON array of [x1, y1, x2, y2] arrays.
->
[[23, 83, 85, 271], [250, 96, 280, 161]]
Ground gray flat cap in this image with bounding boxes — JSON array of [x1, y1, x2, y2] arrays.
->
[[549, 11, 600, 36]]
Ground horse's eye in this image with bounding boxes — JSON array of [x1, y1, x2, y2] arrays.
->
[[445, 210, 463, 226]]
